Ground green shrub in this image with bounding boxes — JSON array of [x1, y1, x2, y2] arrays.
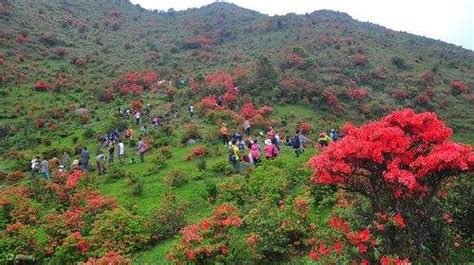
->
[[82, 128, 95, 139], [164, 169, 188, 188], [131, 179, 144, 197], [196, 158, 207, 172], [210, 160, 233, 176], [106, 166, 126, 181], [147, 193, 187, 244], [89, 208, 150, 255], [159, 146, 173, 159]]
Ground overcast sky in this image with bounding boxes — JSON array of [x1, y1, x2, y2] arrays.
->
[[130, 0, 473, 50]]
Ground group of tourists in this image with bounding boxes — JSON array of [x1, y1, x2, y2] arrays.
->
[[222, 119, 341, 173]]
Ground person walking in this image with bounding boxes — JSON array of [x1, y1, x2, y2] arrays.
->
[[250, 139, 261, 166], [108, 141, 115, 163], [96, 152, 106, 175], [134, 111, 141, 125], [118, 140, 125, 165], [264, 139, 279, 160], [228, 140, 241, 173], [188, 105, 194, 118], [244, 119, 251, 135], [31, 156, 40, 177], [329, 129, 339, 141], [220, 123, 229, 146], [41, 158, 51, 181], [62, 152, 70, 170], [318, 132, 332, 147], [292, 129, 305, 157], [80, 147, 90, 172], [138, 138, 147, 163]]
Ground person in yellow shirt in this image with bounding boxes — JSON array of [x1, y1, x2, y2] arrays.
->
[[228, 140, 242, 173], [318, 132, 332, 147]]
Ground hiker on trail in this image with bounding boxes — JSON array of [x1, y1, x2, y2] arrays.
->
[[152, 117, 160, 129], [117, 107, 123, 118], [31, 156, 40, 177], [134, 111, 141, 125], [264, 139, 279, 160], [267, 126, 280, 151], [140, 125, 149, 136], [250, 139, 261, 166], [138, 138, 147, 163], [108, 141, 115, 163], [125, 128, 134, 140], [329, 129, 339, 141], [244, 119, 251, 135], [292, 129, 305, 157], [237, 139, 246, 152], [234, 131, 243, 142], [228, 139, 241, 172], [80, 147, 90, 172], [96, 152, 106, 175], [145, 104, 151, 116], [58, 165, 66, 178], [118, 140, 125, 165], [220, 123, 229, 146], [318, 132, 332, 147], [217, 95, 223, 107], [41, 158, 50, 181], [72, 159, 80, 170], [62, 152, 70, 170], [125, 109, 131, 119], [188, 105, 194, 118]]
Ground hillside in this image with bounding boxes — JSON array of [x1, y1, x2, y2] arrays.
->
[[1, 0, 474, 143], [0, 0, 473, 264]]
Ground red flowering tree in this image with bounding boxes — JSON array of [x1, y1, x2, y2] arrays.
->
[[307, 109, 473, 261]]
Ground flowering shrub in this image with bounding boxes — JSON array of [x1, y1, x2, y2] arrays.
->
[[147, 193, 187, 244], [450, 80, 469, 93], [392, 88, 407, 100], [80, 252, 130, 265], [299, 122, 312, 134], [89, 208, 150, 255], [184, 146, 208, 161], [240, 102, 257, 119], [420, 71, 434, 83], [66, 170, 84, 189], [167, 204, 241, 263], [130, 99, 143, 112], [347, 88, 368, 100], [307, 108, 473, 262], [35, 80, 53, 91], [353, 55, 368, 66]]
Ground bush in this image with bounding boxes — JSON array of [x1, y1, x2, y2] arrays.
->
[[164, 169, 188, 188], [147, 193, 187, 244], [131, 179, 144, 197], [210, 161, 233, 176], [106, 166, 126, 181], [82, 128, 95, 139], [159, 146, 173, 159], [89, 208, 150, 255], [196, 159, 207, 172]]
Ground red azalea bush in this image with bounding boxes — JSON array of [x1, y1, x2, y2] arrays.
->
[[353, 55, 368, 66], [392, 88, 407, 100], [450, 80, 469, 93], [307, 108, 473, 262], [35, 80, 53, 91], [240, 102, 257, 119], [184, 146, 208, 161], [299, 122, 312, 134], [130, 99, 143, 112], [110, 70, 159, 97], [167, 204, 241, 263], [420, 71, 434, 83], [347, 88, 368, 100]]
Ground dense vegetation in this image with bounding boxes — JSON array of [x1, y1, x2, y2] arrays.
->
[[0, 0, 473, 264]]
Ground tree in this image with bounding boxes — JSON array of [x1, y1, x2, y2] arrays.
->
[[307, 109, 473, 260], [254, 55, 278, 91]]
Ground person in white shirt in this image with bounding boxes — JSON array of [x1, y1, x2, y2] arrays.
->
[[31, 156, 40, 177], [134, 111, 141, 125], [118, 140, 125, 165]]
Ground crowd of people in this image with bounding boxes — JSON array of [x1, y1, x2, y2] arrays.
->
[[29, 101, 341, 179], [221, 120, 341, 173]]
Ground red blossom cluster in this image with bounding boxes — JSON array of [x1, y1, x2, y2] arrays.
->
[[205, 71, 234, 91], [392, 88, 408, 100], [35, 80, 53, 91], [187, 35, 215, 48], [420, 71, 434, 83], [308, 108, 473, 200], [184, 146, 208, 161], [16, 34, 27, 44], [66, 170, 84, 189], [168, 204, 241, 262], [347, 88, 368, 100], [131, 99, 143, 112], [299, 122, 312, 134], [450, 80, 469, 93], [81, 251, 130, 265], [110, 70, 159, 97], [353, 55, 368, 66]]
